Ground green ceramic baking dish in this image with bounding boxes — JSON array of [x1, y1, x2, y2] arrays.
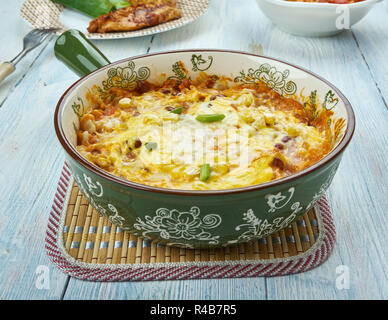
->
[[54, 30, 355, 248]]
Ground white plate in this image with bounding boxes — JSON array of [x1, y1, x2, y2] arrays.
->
[[21, 0, 210, 40]]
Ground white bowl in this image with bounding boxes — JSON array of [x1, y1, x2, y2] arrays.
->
[[256, 0, 381, 37]]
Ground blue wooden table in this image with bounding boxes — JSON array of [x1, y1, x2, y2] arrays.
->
[[0, 0, 387, 300]]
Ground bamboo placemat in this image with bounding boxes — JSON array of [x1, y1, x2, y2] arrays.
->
[[46, 164, 336, 281]]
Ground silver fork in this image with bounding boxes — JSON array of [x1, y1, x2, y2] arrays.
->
[[0, 28, 59, 85]]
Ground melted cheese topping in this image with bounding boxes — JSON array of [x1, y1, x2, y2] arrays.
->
[[76, 76, 333, 190]]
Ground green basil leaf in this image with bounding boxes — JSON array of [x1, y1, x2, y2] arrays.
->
[[109, 0, 131, 9], [52, 0, 113, 18], [51, 0, 131, 18]]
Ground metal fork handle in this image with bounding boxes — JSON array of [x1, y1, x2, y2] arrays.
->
[[0, 28, 57, 85], [10, 48, 31, 65], [0, 62, 15, 85], [0, 47, 32, 85]]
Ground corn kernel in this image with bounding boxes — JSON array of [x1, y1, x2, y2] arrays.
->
[[118, 98, 131, 108]]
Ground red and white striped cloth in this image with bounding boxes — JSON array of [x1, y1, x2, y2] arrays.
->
[[45, 164, 336, 282]]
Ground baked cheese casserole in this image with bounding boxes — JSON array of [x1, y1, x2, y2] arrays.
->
[[76, 73, 335, 190]]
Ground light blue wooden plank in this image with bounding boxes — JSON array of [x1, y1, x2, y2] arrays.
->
[[0, 26, 152, 298], [149, 0, 258, 52], [0, 1, 52, 107], [63, 278, 267, 300], [0, 44, 71, 299], [351, 0, 388, 107]]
